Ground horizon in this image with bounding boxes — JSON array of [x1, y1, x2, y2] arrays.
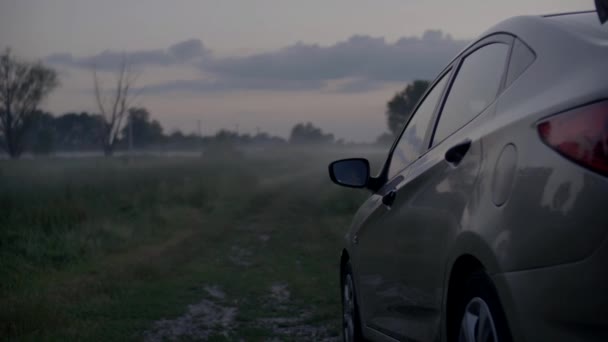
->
[[0, 0, 593, 142]]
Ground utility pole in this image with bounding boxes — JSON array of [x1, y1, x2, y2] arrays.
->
[[197, 119, 203, 151], [128, 110, 133, 153]]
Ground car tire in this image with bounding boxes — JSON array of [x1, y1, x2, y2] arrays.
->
[[455, 272, 512, 342], [342, 261, 365, 342]]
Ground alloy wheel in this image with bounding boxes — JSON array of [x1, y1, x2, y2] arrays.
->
[[342, 274, 356, 342], [458, 297, 499, 342]]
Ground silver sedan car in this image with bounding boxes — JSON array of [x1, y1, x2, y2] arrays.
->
[[329, 10, 608, 342]]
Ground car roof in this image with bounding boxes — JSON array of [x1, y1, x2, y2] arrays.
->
[[428, 10, 607, 114], [482, 11, 607, 46], [442, 10, 603, 66], [543, 11, 608, 41], [481, 11, 608, 127]]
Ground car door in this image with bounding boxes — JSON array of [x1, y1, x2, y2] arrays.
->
[[354, 35, 514, 341], [352, 67, 454, 338], [386, 36, 514, 341]]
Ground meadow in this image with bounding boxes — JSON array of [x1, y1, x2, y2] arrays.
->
[[0, 147, 383, 341]]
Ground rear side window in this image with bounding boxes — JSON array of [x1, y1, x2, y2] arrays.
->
[[388, 72, 450, 178], [504, 38, 535, 88], [432, 43, 510, 145]]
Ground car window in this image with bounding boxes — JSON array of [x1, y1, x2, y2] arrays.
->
[[388, 72, 450, 178], [432, 43, 510, 145], [505, 38, 535, 88]]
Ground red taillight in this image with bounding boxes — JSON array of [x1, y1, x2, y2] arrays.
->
[[538, 101, 608, 176]]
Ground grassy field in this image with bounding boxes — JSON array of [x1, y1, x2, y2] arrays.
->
[[0, 148, 381, 341]]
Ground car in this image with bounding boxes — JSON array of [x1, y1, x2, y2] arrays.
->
[[328, 10, 608, 342]]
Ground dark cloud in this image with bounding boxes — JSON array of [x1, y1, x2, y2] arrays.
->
[[48, 30, 468, 93], [330, 79, 389, 94], [138, 77, 325, 94], [46, 39, 209, 70], [45, 53, 77, 66], [168, 39, 208, 61], [202, 30, 468, 82]]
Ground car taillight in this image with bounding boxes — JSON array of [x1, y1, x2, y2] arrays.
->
[[537, 101, 608, 176]]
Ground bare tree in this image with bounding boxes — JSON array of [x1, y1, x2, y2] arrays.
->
[[93, 57, 137, 156], [0, 48, 59, 158]]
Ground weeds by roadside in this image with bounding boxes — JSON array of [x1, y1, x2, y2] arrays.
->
[[0, 149, 375, 340]]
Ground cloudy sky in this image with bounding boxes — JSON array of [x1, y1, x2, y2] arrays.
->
[[0, 0, 592, 141]]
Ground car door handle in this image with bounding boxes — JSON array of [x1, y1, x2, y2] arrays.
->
[[445, 139, 472, 166], [382, 190, 397, 208]]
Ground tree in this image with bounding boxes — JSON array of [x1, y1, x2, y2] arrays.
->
[[93, 57, 137, 156], [251, 132, 286, 145], [386, 80, 429, 136], [121, 107, 163, 148], [53, 112, 104, 151], [289, 122, 334, 144], [26, 110, 56, 155], [214, 129, 240, 143], [0, 49, 59, 158], [375, 132, 395, 146]]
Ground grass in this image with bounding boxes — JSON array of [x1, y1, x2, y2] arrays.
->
[[0, 148, 379, 341]]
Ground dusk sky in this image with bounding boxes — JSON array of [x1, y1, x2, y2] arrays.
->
[[0, 0, 592, 141]]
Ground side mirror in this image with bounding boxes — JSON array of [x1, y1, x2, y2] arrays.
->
[[328, 158, 370, 188]]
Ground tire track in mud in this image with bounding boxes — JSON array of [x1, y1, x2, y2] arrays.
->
[[143, 283, 339, 341], [143, 166, 340, 341]]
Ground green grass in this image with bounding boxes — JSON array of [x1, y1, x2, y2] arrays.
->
[[0, 148, 377, 341]]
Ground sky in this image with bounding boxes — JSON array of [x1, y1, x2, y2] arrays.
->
[[0, 0, 593, 142]]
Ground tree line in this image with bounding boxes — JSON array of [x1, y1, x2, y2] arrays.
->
[[1, 48, 430, 159], [19, 108, 353, 156]]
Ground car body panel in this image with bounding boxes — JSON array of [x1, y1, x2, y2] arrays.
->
[[493, 233, 608, 342], [352, 43, 502, 340], [367, 123, 484, 341], [341, 11, 608, 342]]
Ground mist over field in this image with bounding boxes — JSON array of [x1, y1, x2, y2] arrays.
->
[[1, 147, 384, 340], [0, 33, 402, 339]]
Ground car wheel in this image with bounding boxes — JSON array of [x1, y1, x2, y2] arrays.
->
[[457, 273, 511, 342], [342, 262, 364, 342]]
